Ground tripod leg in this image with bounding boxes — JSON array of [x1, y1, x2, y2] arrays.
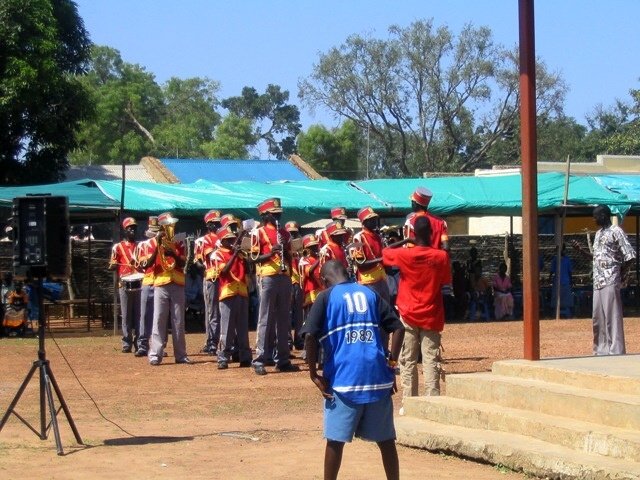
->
[[46, 363, 83, 445], [0, 362, 39, 433], [43, 368, 64, 455]]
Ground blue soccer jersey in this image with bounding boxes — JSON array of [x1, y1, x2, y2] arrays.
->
[[302, 281, 402, 404]]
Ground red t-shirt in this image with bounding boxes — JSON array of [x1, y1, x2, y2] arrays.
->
[[382, 246, 451, 331]]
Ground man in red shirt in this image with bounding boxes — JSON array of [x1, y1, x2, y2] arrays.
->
[[383, 216, 451, 398], [109, 217, 141, 354], [319, 220, 349, 272], [403, 187, 449, 251]]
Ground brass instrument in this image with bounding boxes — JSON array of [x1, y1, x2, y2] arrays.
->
[[159, 223, 177, 271], [275, 220, 287, 272]]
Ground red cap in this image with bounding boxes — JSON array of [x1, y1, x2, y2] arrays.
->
[[204, 209, 222, 224], [302, 234, 319, 249], [122, 217, 137, 229], [216, 225, 236, 240], [257, 197, 283, 215], [325, 220, 347, 237], [285, 221, 299, 232], [158, 212, 178, 226], [410, 187, 433, 207], [330, 207, 347, 220], [220, 213, 239, 227], [357, 206, 378, 223]]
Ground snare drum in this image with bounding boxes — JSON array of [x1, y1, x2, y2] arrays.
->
[[120, 273, 144, 291]]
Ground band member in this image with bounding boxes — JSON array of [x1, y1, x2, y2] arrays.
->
[[132, 216, 160, 357], [299, 234, 323, 315], [146, 212, 191, 365], [211, 225, 252, 369], [353, 207, 390, 302], [108, 217, 141, 354], [220, 213, 240, 233], [319, 207, 349, 247], [250, 197, 298, 375], [286, 221, 304, 350], [195, 210, 222, 355], [319, 220, 349, 271], [403, 187, 449, 251]]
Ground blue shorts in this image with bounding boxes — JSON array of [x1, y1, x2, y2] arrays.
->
[[323, 392, 396, 443]]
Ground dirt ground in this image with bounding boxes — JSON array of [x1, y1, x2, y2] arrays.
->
[[1, 317, 639, 480]]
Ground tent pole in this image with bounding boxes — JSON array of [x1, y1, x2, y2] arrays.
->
[[554, 156, 571, 320], [519, 0, 540, 360]]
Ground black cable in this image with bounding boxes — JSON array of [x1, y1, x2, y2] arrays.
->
[[46, 327, 136, 438]]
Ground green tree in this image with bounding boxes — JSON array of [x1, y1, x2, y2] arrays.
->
[[201, 114, 256, 159], [0, 0, 92, 183], [299, 19, 567, 176], [581, 86, 640, 157], [297, 120, 362, 179], [222, 85, 301, 159], [70, 45, 164, 165], [152, 77, 221, 158]]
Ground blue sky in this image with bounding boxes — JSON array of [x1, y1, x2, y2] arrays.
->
[[76, 0, 640, 134]]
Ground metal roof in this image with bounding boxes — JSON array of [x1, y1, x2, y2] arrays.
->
[[160, 159, 309, 183], [64, 165, 155, 182]]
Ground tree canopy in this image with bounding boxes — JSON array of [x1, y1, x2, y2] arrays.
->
[[299, 19, 568, 176], [0, 0, 93, 183]]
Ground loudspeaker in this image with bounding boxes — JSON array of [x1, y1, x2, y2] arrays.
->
[[12, 195, 69, 279]]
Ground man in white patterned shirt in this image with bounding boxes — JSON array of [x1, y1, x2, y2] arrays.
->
[[574, 205, 636, 355]]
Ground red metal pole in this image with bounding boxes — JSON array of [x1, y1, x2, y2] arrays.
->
[[519, 0, 540, 360]]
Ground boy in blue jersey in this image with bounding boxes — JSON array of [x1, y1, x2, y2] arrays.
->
[[302, 260, 405, 480]]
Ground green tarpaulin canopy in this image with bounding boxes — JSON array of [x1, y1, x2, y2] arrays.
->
[[0, 173, 633, 221]]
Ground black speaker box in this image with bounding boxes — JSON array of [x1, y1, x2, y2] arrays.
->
[[12, 195, 69, 279]]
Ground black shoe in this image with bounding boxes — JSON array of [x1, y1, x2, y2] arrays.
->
[[217, 362, 228, 370], [275, 363, 300, 373], [150, 359, 160, 366], [239, 361, 252, 368], [207, 349, 217, 356], [122, 347, 132, 353], [134, 350, 147, 357], [254, 365, 267, 376], [176, 357, 193, 365], [200, 346, 211, 354]]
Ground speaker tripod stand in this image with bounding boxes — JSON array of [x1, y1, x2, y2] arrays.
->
[[0, 278, 83, 455]]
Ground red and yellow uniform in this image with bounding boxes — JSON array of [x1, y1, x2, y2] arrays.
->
[[251, 224, 291, 277], [352, 229, 387, 284], [211, 247, 248, 300], [152, 240, 186, 287], [299, 253, 323, 307], [134, 237, 157, 286], [404, 211, 448, 250], [109, 240, 137, 280], [200, 232, 220, 281]]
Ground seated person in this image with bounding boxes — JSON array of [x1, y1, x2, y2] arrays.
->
[[492, 262, 514, 320], [468, 263, 492, 321], [3, 281, 29, 334]]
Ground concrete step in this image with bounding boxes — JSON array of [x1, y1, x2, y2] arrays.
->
[[446, 372, 640, 430], [403, 395, 640, 462], [396, 416, 640, 480], [492, 356, 640, 395]]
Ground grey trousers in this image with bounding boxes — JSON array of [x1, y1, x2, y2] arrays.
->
[[218, 295, 251, 363], [593, 283, 626, 355], [254, 274, 292, 367], [203, 279, 220, 349], [149, 283, 187, 363], [291, 283, 304, 348], [119, 286, 141, 350], [138, 284, 154, 352]]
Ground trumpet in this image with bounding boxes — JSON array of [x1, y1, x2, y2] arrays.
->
[[275, 220, 287, 272]]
